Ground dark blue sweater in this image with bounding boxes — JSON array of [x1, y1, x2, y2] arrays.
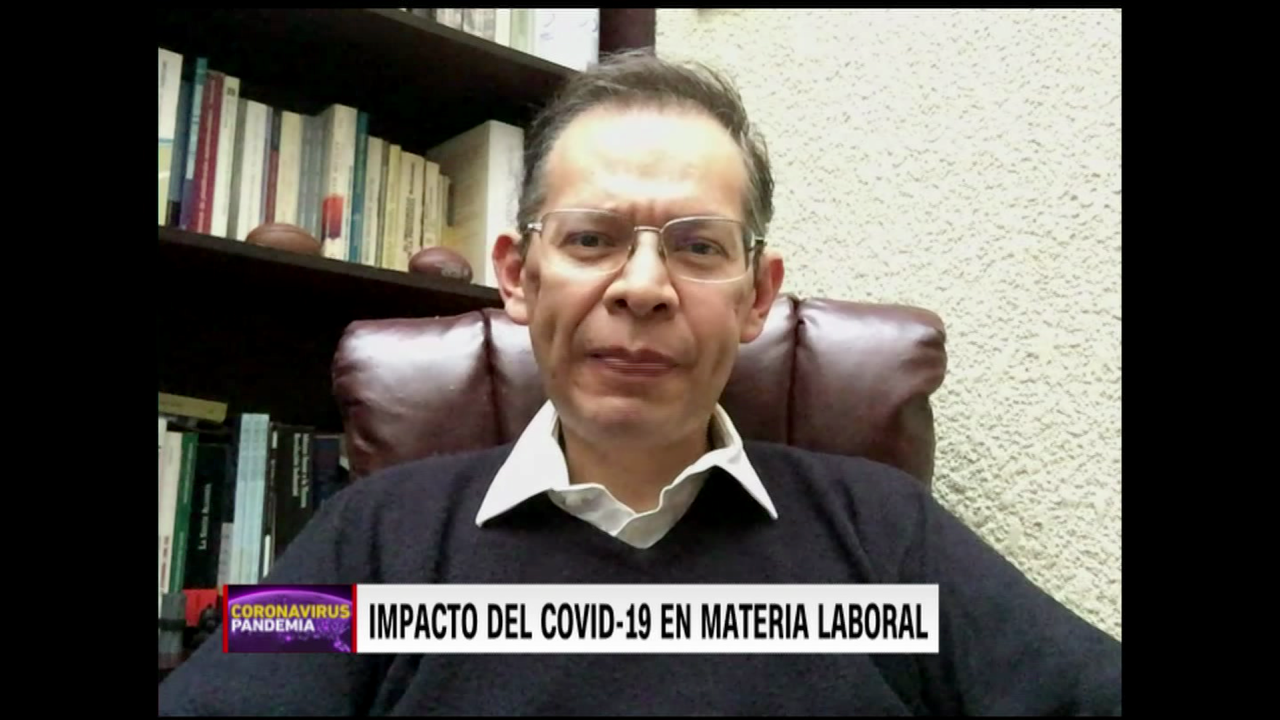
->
[[158, 440, 1121, 715]]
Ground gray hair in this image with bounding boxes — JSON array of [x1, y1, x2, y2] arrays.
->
[[518, 49, 774, 250]]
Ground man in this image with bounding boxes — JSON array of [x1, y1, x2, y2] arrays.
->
[[159, 50, 1121, 715]]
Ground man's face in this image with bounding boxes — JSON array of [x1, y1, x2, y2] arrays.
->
[[495, 106, 783, 448]]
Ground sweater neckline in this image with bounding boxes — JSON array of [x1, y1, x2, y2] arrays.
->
[[506, 465, 776, 566]]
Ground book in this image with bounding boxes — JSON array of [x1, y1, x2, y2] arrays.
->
[[158, 48, 184, 225], [426, 120, 525, 288], [158, 427, 184, 614], [182, 440, 231, 589], [318, 104, 359, 261], [362, 136, 385, 267], [381, 144, 403, 270], [155, 50, 502, 281], [274, 111, 303, 225], [228, 99, 269, 241], [209, 74, 241, 238], [177, 57, 208, 230], [166, 78, 192, 226], [168, 432, 199, 592], [532, 9, 599, 71], [422, 160, 440, 251], [190, 71, 223, 233], [350, 112, 370, 263], [264, 108, 280, 224], [399, 151, 426, 270]]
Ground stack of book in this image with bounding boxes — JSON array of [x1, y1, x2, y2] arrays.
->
[[156, 392, 351, 620], [158, 45, 527, 288], [402, 8, 600, 71]]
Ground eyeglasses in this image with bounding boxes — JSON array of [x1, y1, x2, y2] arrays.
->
[[522, 209, 765, 283]]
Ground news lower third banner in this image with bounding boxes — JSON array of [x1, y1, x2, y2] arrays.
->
[[224, 584, 938, 654]]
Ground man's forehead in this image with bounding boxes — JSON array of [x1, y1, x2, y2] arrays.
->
[[542, 106, 747, 216]]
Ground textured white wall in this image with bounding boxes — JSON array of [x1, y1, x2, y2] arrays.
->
[[655, 8, 1121, 639]]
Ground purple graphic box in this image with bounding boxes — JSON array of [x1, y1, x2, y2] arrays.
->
[[224, 584, 354, 653]]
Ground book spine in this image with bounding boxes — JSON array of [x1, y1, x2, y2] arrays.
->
[[182, 442, 226, 589], [380, 145, 402, 270], [399, 153, 419, 270], [489, 122, 526, 288], [192, 71, 222, 233], [439, 173, 450, 251], [295, 117, 313, 237], [349, 111, 369, 263], [215, 440, 238, 589], [422, 161, 439, 250], [158, 49, 184, 225], [158, 430, 183, 612], [157, 418, 168, 616], [435, 9, 463, 28], [260, 425, 280, 580], [229, 414, 266, 584], [238, 102, 268, 240], [179, 58, 208, 231], [415, 155, 427, 259], [362, 137, 384, 267], [318, 109, 334, 254], [510, 9, 534, 53], [273, 429, 315, 560], [265, 108, 281, 224], [495, 9, 512, 46], [274, 112, 302, 226], [271, 429, 296, 561], [320, 105, 358, 261], [225, 99, 248, 241], [228, 421, 247, 584], [242, 414, 270, 583], [376, 140, 391, 267], [168, 432, 198, 592], [466, 9, 495, 41], [166, 78, 192, 226], [252, 104, 268, 233], [301, 116, 321, 239], [309, 116, 325, 240], [298, 431, 314, 527], [210, 76, 241, 237]]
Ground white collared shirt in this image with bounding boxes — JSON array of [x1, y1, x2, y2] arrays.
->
[[475, 401, 777, 549]]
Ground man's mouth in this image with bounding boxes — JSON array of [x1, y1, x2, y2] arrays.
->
[[587, 347, 679, 376]]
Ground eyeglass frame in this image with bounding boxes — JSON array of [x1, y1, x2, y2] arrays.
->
[[519, 208, 768, 284]]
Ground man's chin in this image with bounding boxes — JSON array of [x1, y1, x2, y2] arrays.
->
[[560, 395, 683, 442]]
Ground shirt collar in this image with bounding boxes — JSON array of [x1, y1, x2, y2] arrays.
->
[[476, 400, 777, 526]]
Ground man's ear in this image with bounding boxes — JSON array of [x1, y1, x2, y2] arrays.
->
[[739, 249, 784, 343], [493, 230, 530, 325]]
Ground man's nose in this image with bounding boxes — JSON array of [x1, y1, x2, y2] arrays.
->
[[606, 232, 679, 317]]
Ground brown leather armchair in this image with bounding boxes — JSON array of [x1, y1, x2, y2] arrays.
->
[[332, 294, 947, 488]]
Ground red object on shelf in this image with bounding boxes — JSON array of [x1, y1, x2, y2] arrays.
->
[[322, 195, 344, 239], [184, 588, 221, 627]]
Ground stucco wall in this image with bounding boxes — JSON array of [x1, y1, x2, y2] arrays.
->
[[655, 8, 1121, 639]]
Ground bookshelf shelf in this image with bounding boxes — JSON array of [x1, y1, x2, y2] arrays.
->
[[156, 8, 578, 153], [159, 226, 501, 307], [157, 226, 503, 432]]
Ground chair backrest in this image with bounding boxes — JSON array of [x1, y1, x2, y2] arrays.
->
[[332, 294, 947, 487]]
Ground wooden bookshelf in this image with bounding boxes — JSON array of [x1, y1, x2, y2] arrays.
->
[[157, 9, 655, 681], [158, 8, 654, 433], [158, 226, 501, 309]]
